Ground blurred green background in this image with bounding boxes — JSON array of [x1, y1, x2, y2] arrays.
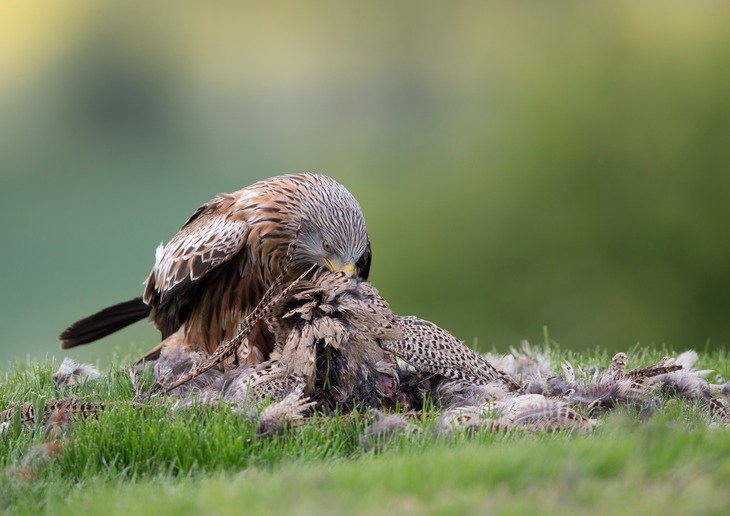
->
[[1, 1, 729, 367]]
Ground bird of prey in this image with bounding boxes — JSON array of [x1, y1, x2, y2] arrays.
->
[[59, 173, 372, 364]]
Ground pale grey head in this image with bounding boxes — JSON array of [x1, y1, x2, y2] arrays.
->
[[291, 174, 372, 279]]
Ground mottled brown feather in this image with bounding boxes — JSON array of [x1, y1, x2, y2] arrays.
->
[[60, 174, 372, 362]]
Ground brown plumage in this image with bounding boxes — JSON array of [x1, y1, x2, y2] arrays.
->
[[154, 270, 518, 414], [382, 316, 520, 392], [59, 173, 372, 363], [156, 269, 402, 410], [267, 270, 403, 410], [156, 260, 316, 394]]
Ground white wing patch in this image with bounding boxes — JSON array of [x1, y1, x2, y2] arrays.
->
[[155, 242, 165, 267]]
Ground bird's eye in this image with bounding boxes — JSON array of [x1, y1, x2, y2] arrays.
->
[[322, 240, 333, 253]]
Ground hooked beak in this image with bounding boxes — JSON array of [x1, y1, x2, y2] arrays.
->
[[323, 257, 356, 276]]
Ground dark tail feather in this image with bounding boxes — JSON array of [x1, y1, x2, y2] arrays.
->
[[59, 297, 152, 349]]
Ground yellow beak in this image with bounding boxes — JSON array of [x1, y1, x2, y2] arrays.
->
[[323, 258, 356, 276]]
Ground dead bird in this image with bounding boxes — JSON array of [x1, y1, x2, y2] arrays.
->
[[151, 269, 518, 414], [266, 269, 403, 411]]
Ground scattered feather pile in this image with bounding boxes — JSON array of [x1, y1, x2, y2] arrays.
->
[[143, 269, 730, 437], [3, 270, 729, 477], [52, 357, 101, 387]]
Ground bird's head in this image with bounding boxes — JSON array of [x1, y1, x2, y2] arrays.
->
[[293, 177, 372, 279]]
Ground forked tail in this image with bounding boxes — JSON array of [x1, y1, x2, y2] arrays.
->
[[59, 297, 151, 349]]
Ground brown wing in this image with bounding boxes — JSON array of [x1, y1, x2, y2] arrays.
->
[[143, 194, 250, 308]]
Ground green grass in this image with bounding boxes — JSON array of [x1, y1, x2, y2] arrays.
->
[[2, 348, 729, 515]]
